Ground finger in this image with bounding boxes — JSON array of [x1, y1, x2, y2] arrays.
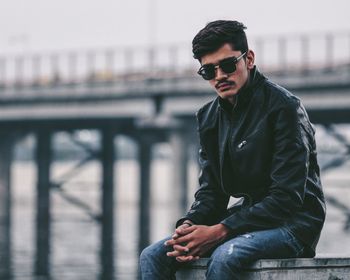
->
[[176, 255, 195, 262], [163, 238, 175, 246], [168, 224, 190, 242], [177, 223, 191, 229], [173, 244, 190, 253], [184, 243, 200, 257], [165, 234, 191, 246], [175, 225, 195, 236], [167, 248, 182, 257], [172, 233, 179, 239], [166, 249, 183, 257], [173, 224, 192, 239]]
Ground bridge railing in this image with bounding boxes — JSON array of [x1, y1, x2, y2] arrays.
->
[[0, 31, 349, 89]]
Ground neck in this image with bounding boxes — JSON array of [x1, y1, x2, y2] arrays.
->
[[227, 96, 237, 105], [227, 70, 251, 105]]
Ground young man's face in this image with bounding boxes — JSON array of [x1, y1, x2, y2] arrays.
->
[[200, 43, 255, 104]]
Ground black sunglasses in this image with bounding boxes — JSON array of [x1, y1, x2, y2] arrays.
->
[[197, 52, 247, 80]]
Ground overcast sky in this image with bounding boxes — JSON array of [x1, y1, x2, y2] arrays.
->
[[1, 0, 350, 54]]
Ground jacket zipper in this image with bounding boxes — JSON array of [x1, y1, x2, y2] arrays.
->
[[221, 97, 252, 205], [220, 97, 238, 194], [227, 96, 240, 172]]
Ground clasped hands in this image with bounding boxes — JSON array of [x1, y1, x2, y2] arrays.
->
[[164, 222, 230, 262]]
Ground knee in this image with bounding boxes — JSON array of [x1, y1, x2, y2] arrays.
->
[[139, 246, 150, 263], [212, 247, 242, 268], [140, 240, 169, 265], [140, 244, 157, 264], [207, 243, 244, 276], [140, 239, 178, 279]]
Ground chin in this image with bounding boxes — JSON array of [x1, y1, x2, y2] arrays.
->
[[218, 90, 238, 99]]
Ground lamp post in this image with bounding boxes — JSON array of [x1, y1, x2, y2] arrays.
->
[[148, 0, 157, 73]]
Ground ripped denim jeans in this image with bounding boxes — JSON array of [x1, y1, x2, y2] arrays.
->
[[139, 227, 304, 280]]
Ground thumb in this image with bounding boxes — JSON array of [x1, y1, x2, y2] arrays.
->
[[176, 224, 195, 235], [173, 223, 190, 239]]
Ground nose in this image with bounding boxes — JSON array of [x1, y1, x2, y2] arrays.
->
[[214, 66, 228, 80]]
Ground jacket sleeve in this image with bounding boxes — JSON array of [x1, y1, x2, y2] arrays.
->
[[221, 100, 310, 234], [176, 145, 230, 227]]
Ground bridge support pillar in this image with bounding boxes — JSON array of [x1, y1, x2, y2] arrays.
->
[[35, 129, 52, 276], [0, 132, 15, 279], [100, 127, 115, 280], [136, 117, 191, 256], [138, 136, 153, 255], [169, 131, 189, 217]]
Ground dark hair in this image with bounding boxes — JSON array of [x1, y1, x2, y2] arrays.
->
[[192, 20, 248, 60]]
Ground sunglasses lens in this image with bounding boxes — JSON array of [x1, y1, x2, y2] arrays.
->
[[220, 58, 237, 74], [198, 65, 215, 80]]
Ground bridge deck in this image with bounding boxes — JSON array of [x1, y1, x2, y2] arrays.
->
[[0, 68, 349, 126]]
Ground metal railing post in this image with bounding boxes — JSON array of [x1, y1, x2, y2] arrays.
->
[[32, 54, 41, 85], [50, 53, 60, 84], [14, 55, 24, 86], [326, 33, 334, 71], [278, 37, 287, 75], [0, 57, 5, 87], [87, 50, 96, 82], [105, 49, 114, 80], [301, 35, 310, 74], [68, 52, 78, 83]]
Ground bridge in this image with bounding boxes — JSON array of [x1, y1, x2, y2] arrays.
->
[[1, 31, 350, 125], [0, 31, 350, 279]]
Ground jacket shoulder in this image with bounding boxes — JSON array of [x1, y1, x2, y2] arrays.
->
[[262, 79, 314, 132], [263, 80, 301, 109], [196, 98, 220, 131]]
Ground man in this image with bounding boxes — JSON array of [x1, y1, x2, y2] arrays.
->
[[140, 20, 326, 279]]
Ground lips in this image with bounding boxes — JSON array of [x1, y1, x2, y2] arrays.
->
[[217, 82, 235, 91]]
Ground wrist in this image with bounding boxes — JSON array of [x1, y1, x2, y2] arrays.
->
[[214, 223, 231, 239]]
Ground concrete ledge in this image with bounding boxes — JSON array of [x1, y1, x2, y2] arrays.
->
[[176, 258, 350, 279]]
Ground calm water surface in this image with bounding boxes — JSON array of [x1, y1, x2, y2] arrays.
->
[[7, 147, 350, 279]]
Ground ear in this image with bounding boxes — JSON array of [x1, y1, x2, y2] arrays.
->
[[246, 49, 255, 69]]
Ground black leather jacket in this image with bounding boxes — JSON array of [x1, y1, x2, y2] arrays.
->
[[177, 67, 326, 256]]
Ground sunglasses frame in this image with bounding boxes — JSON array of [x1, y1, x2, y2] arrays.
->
[[197, 51, 247, 80]]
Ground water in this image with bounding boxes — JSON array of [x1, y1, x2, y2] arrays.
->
[[6, 138, 350, 279], [9, 158, 199, 280]]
